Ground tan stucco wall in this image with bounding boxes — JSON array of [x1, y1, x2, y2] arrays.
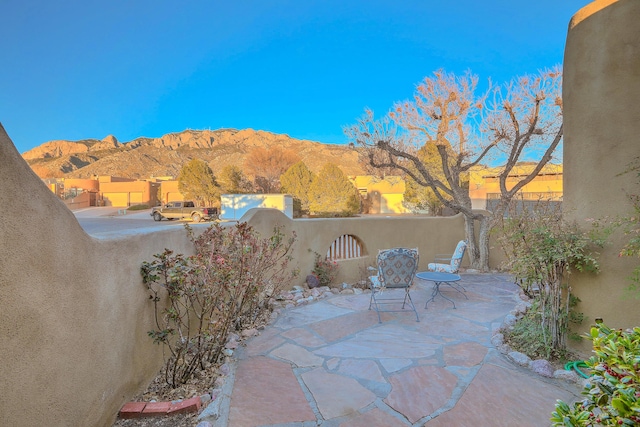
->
[[63, 178, 100, 192], [240, 208, 470, 286], [0, 124, 195, 426], [64, 190, 93, 210], [563, 0, 640, 347]]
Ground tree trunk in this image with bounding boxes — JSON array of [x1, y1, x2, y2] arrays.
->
[[464, 215, 480, 269], [477, 215, 491, 272], [463, 212, 491, 271]]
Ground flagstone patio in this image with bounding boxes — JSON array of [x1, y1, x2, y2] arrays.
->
[[203, 273, 582, 427]]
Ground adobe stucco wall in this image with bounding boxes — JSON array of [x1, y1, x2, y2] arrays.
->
[[240, 208, 472, 286], [563, 0, 640, 347], [0, 123, 196, 426]]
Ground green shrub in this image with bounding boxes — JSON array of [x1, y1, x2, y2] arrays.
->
[[505, 297, 582, 361], [127, 204, 149, 210], [505, 300, 553, 360], [498, 204, 602, 354], [311, 251, 339, 287], [551, 323, 640, 426]]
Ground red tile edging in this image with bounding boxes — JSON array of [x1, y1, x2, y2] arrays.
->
[[118, 396, 206, 419]]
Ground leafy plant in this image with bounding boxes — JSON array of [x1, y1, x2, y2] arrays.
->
[[551, 323, 640, 426], [308, 163, 361, 217], [141, 222, 297, 387], [280, 161, 315, 217], [498, 203, 603, 354], [178, 158, 220, 206], [615, 178, 640, 296], [505, 297, 583, 361], [311, 251, 339, 287], [586, 157, 640, 296]]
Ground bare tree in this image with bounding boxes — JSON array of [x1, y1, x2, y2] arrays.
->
[[244, 146, 300, 193], [345, 68, 563, 271]]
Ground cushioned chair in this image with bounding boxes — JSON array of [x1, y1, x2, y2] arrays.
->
[[369, 247, 420, 323], [428, 240, 467, 274]]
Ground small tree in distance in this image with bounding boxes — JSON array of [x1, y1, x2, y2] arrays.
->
[[345, 68, 563, 271], [244, 146, 300, 193], [280, 161, 315, 216], [217, 165, 253, 194], [178, 158, 220, 206], [308, 163, 360, 217], [402, 142, 453, 215]]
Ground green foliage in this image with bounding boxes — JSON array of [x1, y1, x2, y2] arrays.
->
[[617, 190, 640, 295], [403, 142, 451, 215], [178, 158, 220, 206], [127, 204, 149, 211], [551, 323, 640, 426], [311, 251, 339, 286], [280, 161, 316, 217], [498, 204, 602, 353], [308, 163, 360, 217], [506, 300, 554, 360], [404, 178, 444, 215], [217, 165, 253, 194], [587, 157, 640, 296], [141, 223, 297, 388], [505, 297, 582, 361], [596, 195, 640, 295]]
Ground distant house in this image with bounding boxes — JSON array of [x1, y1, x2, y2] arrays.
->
[[45, 175, 161, 208], [350, 176, 408, 214], [468, 163, 563, 213]]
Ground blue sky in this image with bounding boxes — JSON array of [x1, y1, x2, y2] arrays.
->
[[1, 0, 588, 154]]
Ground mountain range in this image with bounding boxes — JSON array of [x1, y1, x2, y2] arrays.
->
[[23, 128, 366, 179]]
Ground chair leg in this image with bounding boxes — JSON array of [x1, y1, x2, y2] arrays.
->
[[369, 286, 382, 323], [405, 288, 420, 322]]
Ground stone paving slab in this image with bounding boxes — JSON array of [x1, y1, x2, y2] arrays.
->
[[227, 357, 315, 427], [301, 368, 378, 419], [220, 274, 582, 427], [422, 362, 579, 427], [385, 365, 459, 423]]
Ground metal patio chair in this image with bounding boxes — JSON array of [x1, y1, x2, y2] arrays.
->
[[368, 247, 420, 323], [428, 240, 467, 274]]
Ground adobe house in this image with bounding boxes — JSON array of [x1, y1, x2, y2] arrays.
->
[[44, 175, 162, 208], [350, 175, 408, 214], [469, 163, 563, 211]]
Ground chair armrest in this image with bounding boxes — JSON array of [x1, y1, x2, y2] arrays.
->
[[434, 254, 453, 263], [369, 276, 383, 288]]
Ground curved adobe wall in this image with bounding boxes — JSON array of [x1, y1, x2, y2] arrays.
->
[[564, 0, 640, 344], [0, 124, 196, 426], [240, 208, 470, 284]]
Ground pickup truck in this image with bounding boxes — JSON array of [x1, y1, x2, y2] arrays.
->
[[151, 201, 218, 222]]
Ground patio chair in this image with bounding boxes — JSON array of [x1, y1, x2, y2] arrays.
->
[[428, 240, 467, 274], [368, 247, 420, 323]]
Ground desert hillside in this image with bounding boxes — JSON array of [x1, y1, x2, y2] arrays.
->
[[23, 128, 366, 179]]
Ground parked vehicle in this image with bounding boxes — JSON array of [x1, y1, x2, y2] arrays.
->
[[151, 201, 218, 222]]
